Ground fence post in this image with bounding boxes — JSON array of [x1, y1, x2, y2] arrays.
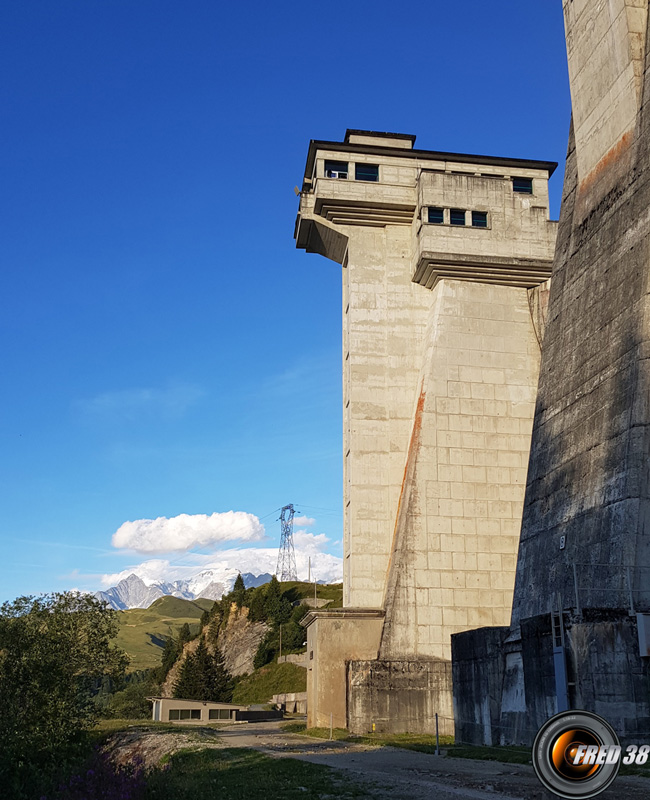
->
[[435, 713, 440, 756], [330, 712, 333, 741]]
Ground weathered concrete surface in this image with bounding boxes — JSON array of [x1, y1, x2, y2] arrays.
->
[[295, 129, 557, 737], [563, 0, 648, 209], [510, 612, 650, 743], [296, 131, 556, 611], [452, 626, 510, 745], [302, 608, 384, 729], [455, 0, 650, 744], [272, 691, 307, 714], [380, 279, 541, 664], [511, 0, 650, 628], [347, 658, 454, 735]]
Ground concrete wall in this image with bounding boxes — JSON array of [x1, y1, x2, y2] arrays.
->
[[273, 692, 307, 714], [379, 279, 541, 661], [511, 6, 650, 631], [277, 653, 308, 667], [563, 0, 648, 203], [343, 226, 432, 608], [347, 659, 454, 735], [295, 130, 557, 734], [516, 612, 650, 742], [453, 3, 650, 746], [303, 609, 384, 729], [451, 626, 509, 745]]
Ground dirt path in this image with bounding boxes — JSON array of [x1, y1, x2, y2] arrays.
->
[[215, 720, 650, 800], [104, 721, 650, 800]]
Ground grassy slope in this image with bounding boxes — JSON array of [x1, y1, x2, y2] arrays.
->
[[115, 596, 214, 672], [232, 662, 307, 705], [145, 747, 368, 800], [281, 581, 343, 607]]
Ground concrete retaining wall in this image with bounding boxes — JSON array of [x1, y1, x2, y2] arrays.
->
[[347, 659, 453, 735]]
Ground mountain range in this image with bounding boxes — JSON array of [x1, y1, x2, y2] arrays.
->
[[95, 570, 272, 610]]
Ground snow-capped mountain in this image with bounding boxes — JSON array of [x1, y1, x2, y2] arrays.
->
[[95, 570, 273, 610]]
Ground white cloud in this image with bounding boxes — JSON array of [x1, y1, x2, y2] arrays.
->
[[293, 530, 330, 553], [100, 544, 342, 588], [293, 516, 316, 527], [77, 383, 204, 421], [111, 511, 266, 554]]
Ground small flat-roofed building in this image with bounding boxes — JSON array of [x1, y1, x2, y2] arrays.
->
[[150, 697, 248, 725]]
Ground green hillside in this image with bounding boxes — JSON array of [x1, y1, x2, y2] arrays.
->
[[279, 582, 343, 607], [115, 596, 214, 672], [232, 662, 307, 705]]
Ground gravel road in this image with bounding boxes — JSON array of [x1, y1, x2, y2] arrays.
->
[[216, 720, 650, 800]]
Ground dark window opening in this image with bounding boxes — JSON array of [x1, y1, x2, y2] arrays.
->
[[355, 164, 379, 182], [450, 209, 466, 226], [169, 709, 180, 720], [209, 709, 232, 720], [190, 709, 201, 720], [513, 177, 533, 194], [472, 211, 488, 228], [428, 207, 444, 224], [325, 160, 348, 179]]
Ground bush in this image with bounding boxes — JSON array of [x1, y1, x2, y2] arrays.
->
[[0, 592, 128, 799], [104, 677, 161, 720]]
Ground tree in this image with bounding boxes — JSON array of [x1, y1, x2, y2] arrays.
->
[[248, 586, 266, 622], [173, 650, 200, 699], [178, 622, 192, 646], [264, 575, 282, 620], [232, 573, 246, 607], [173, 637, 233, 702], [210, 644, 233, 702], [0, 592, 128, 799], [158, 634, 181, 680]]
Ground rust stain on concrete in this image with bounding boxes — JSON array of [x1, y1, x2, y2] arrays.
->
[[579, 130, 634, 196], [389, 386, 427, 559]]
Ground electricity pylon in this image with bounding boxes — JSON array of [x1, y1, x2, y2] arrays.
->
[[276, 504, 298, 581]]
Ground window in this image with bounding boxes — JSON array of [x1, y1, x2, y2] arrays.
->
[[513, 177, 533, 194], [472, 211, 488, 228], [325, 160, 348, 179], [450, 209, 466, 226], [428, 207, 444, 224], [209, 708, 232, 720], [355, 164, 379, 182], [191, 709, 201, 720], [169, 709, 180, 720]]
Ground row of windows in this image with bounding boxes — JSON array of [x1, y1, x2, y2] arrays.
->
[[168, 708, 234, 721], [169, 709, 201, 720], [323, 161, 534, 195], [428, 207, 488, 228], [324, 160, 378, 182]]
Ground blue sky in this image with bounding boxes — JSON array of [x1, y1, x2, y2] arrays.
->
[[0, 1, 571, 602]]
